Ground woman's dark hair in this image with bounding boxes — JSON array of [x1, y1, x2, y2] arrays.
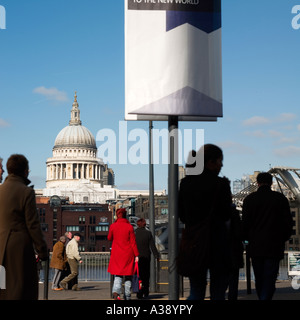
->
[[137, 218, 146, 228], [6, 154, 29, 177]]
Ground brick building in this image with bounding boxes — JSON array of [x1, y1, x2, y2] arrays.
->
[[36, 195, 113, 252]]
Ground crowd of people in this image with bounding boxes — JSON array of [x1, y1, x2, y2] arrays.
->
[[0, 147, 294, 300]]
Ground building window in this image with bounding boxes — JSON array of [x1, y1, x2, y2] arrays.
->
[[95, 225, 109, 232], [66, 226, 80, 232], [41, 223, 48, 232], [161, 208, 168, 215], [90, 216, 96, 224], [79, 216, 85, 224]]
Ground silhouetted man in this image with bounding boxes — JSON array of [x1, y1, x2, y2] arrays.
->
[[242, 172, 293, 300]]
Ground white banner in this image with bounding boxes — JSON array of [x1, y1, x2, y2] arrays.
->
[[125, 0, 222, 121]]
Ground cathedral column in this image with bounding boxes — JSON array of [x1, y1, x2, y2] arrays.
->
[[76, 164, 79, 179], [81, 163, 84, 179], [85, 164, 89, 180], [98, 166, 101, 180]]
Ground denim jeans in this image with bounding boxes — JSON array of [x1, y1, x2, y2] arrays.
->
[[251, 257, 280, 300], [52, 269, 62, 289], [112, 276, 132, 300]]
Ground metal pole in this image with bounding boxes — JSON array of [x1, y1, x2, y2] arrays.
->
[[43, 250, 49, 300], [149, 120, 156, 292], [168, 116, 179, 300]]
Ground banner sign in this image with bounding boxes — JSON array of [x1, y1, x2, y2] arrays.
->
[[288, 252, 300, 277], [125, 0, 222, 121]]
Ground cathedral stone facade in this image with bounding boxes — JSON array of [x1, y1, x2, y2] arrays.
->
[[43, 93, 116, 203]]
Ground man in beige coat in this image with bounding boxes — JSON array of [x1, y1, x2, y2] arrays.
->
[[0, 154, 48, 300], [60, 233, 82, 291]]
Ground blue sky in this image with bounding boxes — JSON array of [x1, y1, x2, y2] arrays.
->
[[0, 0, 300, 192]]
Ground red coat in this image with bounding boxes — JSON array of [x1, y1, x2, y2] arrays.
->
[[107, 218, 139, 276]]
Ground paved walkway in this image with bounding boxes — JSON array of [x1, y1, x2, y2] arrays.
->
[[38, 279, 300, 300]]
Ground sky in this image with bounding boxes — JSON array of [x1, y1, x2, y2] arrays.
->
[[1, 0, 300, 192]]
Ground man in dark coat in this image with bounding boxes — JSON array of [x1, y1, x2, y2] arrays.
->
[[135, 218, 159, 299], [242, 172, 293, 300], [0, 154, 48, 300], [178, 144, 232, 300]]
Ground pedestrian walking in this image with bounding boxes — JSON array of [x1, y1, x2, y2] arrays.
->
[[135, 218, 160, 299], [0, 154, 48, 300], [65, 231, 72, 244], [178, 144, 233, 300], [62, 231, 78, 289], [108, 208, 139, 300], [242, 172, 293, 300], [50, 236, 67, 291], [60, 233, 82, 291]]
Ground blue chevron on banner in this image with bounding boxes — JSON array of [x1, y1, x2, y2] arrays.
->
[[166, 11, 221, 33]]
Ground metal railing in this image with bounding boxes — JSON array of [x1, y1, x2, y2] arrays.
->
[[238, 251, 290, 281], [42, 251, 291, 283], [42, 252, 111, 282]]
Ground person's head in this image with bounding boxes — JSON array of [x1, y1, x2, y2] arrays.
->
[[60, 236, 66, 243], [65, 231, 72, 239], [73, 233, 81, 242], [116, 208, 127, 219], [201, 144, 223, 175], [0, 157, 4, 183], [6, 154, 29, 178], [137, 218, 146, 228], [256, 172, 273, 187]]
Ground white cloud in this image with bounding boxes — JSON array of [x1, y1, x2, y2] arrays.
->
[[242, 116, 270, 127], [268, 130, 283, 138], [243, 113, 297, 128], [219, 141, 254, 155], [244, 130, 265, 138], [33, 86, 68, 102], [274, 146, 300, 158], [276, 113, 297, 122], [0, 118, 10, 128]]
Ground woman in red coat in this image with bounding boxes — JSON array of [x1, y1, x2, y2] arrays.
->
[[108, 208, 139, 300]]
